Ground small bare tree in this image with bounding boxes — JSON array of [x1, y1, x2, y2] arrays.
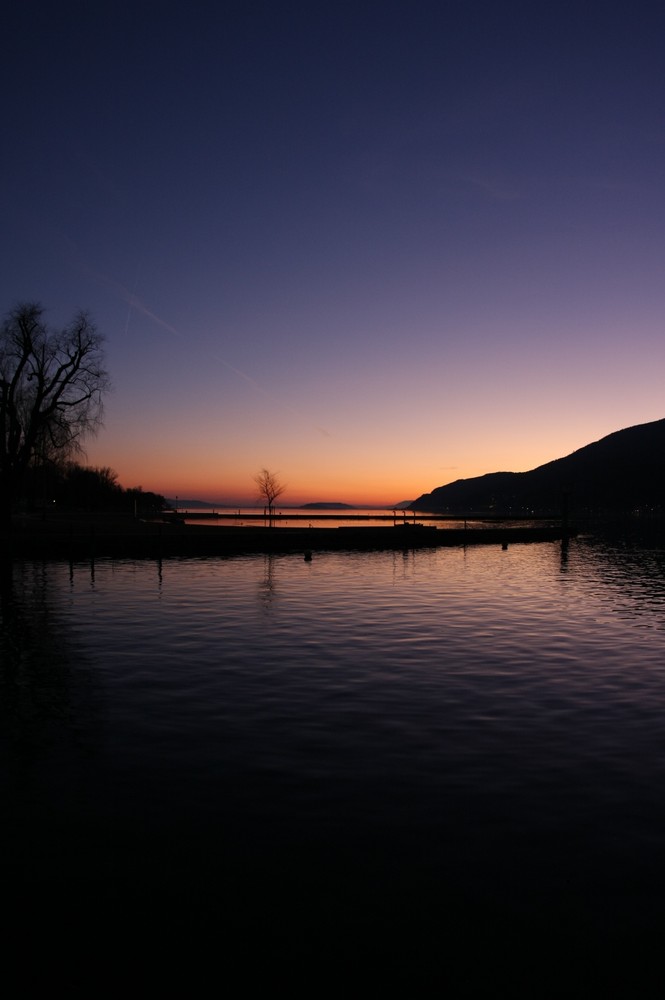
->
[[1, 303, 110, 518], [253, 468, 286, 520]]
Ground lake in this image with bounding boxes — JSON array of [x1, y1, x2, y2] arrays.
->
[[3, 535, 665, 989]]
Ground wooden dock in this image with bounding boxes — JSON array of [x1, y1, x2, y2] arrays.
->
[[5, 514, 574, 560]]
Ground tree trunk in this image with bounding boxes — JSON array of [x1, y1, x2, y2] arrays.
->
[[0, 471, 18, 522]]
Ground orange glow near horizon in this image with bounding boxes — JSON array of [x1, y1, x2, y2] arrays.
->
[[85, 408, 646, 507]]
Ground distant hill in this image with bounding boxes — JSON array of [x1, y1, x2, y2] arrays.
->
[[411, 418, 665, 515], [299, 502, 354, 509]]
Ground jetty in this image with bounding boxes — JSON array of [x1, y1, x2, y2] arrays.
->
[[4, 512, 575, 560]]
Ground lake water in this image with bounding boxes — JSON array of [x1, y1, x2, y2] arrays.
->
[[181, 507, 537, 529], [3, 535, 665, 988], [181, 506, 457, 527]]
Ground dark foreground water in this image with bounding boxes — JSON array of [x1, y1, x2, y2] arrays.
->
[[3, 537, 665, 990]]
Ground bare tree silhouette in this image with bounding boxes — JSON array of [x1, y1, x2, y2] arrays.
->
[[253, 468, 286, 521], [1, 303, 110, 518]]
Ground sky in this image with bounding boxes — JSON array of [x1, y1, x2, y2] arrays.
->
[[2, 1, 664, 505]]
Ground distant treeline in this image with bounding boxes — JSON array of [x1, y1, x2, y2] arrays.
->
[[20, 462, 167, 514]]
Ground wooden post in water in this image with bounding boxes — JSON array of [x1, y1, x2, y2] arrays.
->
[[561, 490, 569, 538]]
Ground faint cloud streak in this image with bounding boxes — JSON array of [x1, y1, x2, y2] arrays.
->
[[213, 355, 331, 437], [82, 255, 333, 439], [467, 175, 524, 201]]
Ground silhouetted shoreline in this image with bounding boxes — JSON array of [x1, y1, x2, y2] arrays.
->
[[4, 511, 574, 559]]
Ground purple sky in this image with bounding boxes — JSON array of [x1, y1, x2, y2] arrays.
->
[[2, 1, 664, 504]]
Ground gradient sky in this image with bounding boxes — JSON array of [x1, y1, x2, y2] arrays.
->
[[2, 1, 664, 504]]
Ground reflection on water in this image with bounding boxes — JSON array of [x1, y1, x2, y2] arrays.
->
[[181, 507, 514, 529], [3, 537, 665, 986]]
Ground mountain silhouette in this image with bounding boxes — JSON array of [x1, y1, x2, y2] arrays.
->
[[412, 418, 665, 515]]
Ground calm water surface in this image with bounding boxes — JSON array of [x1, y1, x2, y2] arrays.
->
[[3, 536, 665, 985]]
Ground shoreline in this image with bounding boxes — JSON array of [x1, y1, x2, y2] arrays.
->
[[4, 511, 573, 560]]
